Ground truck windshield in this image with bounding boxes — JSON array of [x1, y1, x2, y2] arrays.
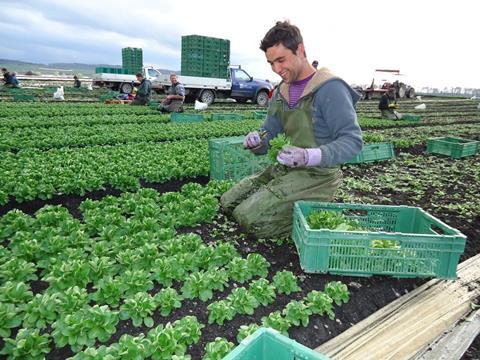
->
[[148, 69, 160, 77]]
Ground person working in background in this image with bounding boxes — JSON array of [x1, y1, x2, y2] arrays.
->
[[158, 73, 185, 113], [73, 75, 81, 88], [312, 60, 318, 69], [221, 20, 363, 239], [1, 68, 19, 88], [378, 90, 402, 120], [130, 72, 151, 105]]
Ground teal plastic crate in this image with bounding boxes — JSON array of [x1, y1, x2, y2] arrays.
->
[[13, 94, 35, 102], [171, 113, 204, 123], [211, 113, 245, 121], [224, 328, 329, 360], [252, 110, 268, 119], [292, 201, 466, 279], [345, 142, 394, 164], [209, 136, 271, 181], [402, 114, 422, 122], [426, 136, 479, 158]]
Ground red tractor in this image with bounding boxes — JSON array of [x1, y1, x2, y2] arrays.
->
[[357, 69, 415, 100]]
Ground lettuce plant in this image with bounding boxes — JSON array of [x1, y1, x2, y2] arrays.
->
[[272, 271, 301, 295], [282, 300, 312, 327], [236, 323, 260, 343], [107, 333, 151, 360], [249, 278, 276, 306], [181, 271, 214, 301], [120, 292, 157, 328], [202, 337, 234, 360], [305, 290, 334, 319], [154, 288, 183, 317], [0, 281, 33, 305], [261, 311, 291, 336], [0, 328, 50, 360], [0, 258, 38, 283], [52, 305, 119, 352], [207, 300, 235, 325], [172, 316, 204, 346], [120, 269, 154, 296], [227, 287, 259, 315], [324, 281, 350, 305], [69, 345, 111, 360], [56, 286, 89, 314], [268, 133, 291, 162], [146, 323, 180, 360], [90, 276, 127, 308], [151, 257, 184, 287], [22, 292, 60, 329], [42, 259, 90, 291], [245, 253, 270, 278], [0, 302, 22, 338], [227, 257, 252, 284]]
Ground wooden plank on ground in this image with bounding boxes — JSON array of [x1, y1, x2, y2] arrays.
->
[[315, 253, 480, 360], [414, 308, 480, 360]]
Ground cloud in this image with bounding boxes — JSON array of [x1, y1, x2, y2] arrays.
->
[[0, 0, 479, 87]]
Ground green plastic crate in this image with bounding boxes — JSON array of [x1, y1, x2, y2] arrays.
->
[[13, 94, 35, 102], [211, 113, 245, 121], [252, 110, 268, 119], [209, 136, 271, 181], [426, 136, 479, 158], [345, 142, 394, 164], [292, 201, 466, 279], [171, 113, 204, 123], [224, 328, 329, 360], [402, 114, 422, 122]]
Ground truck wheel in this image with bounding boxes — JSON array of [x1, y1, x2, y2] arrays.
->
[[120, 83, 133, 94], [397, 85, 406, 98], [255, 91, 269, 106], [199, 90, 215, 105]]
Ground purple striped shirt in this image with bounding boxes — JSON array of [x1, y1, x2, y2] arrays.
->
[[288, 72, 315, 108]]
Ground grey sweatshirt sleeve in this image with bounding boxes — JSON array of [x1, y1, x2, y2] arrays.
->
[[314, 80, 363, 167]]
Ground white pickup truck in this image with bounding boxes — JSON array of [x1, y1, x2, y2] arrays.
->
[[92, 66, 163, 94], [93, 65, 273, 106]]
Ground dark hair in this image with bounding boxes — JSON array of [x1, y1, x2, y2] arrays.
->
[[1, 68, 7, 72], [136, 72, 143, 77], [260, 20, 303, 54]]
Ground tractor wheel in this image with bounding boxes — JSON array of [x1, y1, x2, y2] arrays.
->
[[397, 85, 407, 98], [407, 87, 416, 98]]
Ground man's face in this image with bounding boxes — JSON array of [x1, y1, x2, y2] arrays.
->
[[170, 75, 177, 84], [265, 43, 305, 84], [136, 76, 143, 82]]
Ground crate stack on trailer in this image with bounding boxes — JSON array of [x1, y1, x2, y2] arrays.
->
[[181, 35, 230, 79]]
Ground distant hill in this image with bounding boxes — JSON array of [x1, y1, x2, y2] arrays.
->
[[0, 59, 175, 76]]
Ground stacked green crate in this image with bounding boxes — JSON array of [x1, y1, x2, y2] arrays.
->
[[181, 35, 230, 78], [122, 47, 143, 74]]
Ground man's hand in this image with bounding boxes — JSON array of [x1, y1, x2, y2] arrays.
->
[[243, 131, 262, 149], [277, 146, 322, 167]]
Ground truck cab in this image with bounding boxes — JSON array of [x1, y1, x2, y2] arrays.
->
[[229, 66, 272, 105]]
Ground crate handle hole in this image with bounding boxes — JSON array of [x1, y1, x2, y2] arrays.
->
[[342, 209, 368, 217], [430, 224, 446, 235]]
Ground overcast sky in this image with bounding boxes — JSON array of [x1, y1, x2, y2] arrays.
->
[[1, 0, 478, 89]]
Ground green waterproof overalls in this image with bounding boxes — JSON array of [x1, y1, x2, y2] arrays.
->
[[220, 81, 342, 239]]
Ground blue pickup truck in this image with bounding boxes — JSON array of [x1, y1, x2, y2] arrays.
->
[[156, 65, 273, 106]]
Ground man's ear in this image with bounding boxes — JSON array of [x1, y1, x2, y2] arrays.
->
[[297, 43, 306, 58]]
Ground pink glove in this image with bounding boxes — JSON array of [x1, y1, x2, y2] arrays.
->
[[277, 146, 322, 167], [243, 131, 262, 149]]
